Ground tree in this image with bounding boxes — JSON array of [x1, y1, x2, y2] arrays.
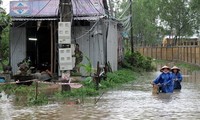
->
[[118, 0, 200, 46], [0, 1, 11, 61], [190, 0, 200, 35], [132, 0, 161, 45]]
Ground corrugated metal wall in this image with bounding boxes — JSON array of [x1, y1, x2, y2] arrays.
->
[[72, 20, 112, 75], [10, 27, 26, 74], [107, 21, 118, 71]]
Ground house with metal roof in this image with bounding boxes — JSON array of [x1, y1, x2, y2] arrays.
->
[[9, 0, 123, 76]]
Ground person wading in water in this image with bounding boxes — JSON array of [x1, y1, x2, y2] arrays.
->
[[171, 66, 183, 90], [152, 65, 174, 93]]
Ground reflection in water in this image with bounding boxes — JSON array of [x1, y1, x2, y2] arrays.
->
[[1, 68, 200, 120]]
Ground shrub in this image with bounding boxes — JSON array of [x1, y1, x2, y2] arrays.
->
[[122, 51, 156, 71]]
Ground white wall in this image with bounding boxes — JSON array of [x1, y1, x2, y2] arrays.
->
[[107, 20, 118, 71]]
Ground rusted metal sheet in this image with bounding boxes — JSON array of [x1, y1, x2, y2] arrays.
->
[[10, 27, 27, 75]]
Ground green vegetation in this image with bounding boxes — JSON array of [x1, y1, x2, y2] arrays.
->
[[0, 69, 137, 106], [0, 4, 11, 69], [54, 69, 137, 100], [79, 55, 96, 76], [155, 59, 200, 72], [122, 51, 156, 72], [0, 83, 49, 106], [176, 62, 200, 72], [118, 0, 200, 45]]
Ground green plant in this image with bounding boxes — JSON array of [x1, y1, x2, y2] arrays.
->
[[122, 51, 156, 71], [79, 55, 96, 76]]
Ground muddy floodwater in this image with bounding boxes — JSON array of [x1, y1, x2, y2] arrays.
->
[[1, 67, 200, 120]]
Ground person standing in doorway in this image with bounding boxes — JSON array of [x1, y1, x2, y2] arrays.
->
[[74, 44, 83, 73], [171, 66, 183, 90]]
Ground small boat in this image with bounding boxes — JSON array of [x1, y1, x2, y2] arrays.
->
[[152, 84, 159, 94], [13, 75, 34, 86]]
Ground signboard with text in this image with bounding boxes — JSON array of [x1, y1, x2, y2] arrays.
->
[[10, 0, 59, 17]]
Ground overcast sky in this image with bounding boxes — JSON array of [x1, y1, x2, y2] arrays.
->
[[0, 0, 18, 13]]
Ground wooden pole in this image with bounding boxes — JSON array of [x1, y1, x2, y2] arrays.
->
[[129, 0, 134, 53], [54, 21, 57, 73], [50, 21, 53, 74], [35, 81, 38, 100]]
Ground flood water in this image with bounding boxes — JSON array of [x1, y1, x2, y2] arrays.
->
[[1, 66, 200, 120]]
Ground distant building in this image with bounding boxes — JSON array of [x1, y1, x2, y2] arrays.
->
[[162, 35, 199, 47]]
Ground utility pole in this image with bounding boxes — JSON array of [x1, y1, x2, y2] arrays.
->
[[59, 0, 72, 91], [130, 0, 134, 53], [60, 0, 72, 21]]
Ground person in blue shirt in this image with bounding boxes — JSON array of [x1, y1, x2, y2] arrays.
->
[[152, 65, 174, 93], [171, 66, 183, 89]]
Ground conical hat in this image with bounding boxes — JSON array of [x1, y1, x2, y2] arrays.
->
[[171, 66, 180, 71], [160, 65, 170, 72]]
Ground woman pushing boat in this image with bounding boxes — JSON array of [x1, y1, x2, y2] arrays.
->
[[152, 65, 174, 93]]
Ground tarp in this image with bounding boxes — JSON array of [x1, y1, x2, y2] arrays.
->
[[10, 0, 106, 20], [72, 0, 105, 16], [10, 0, 59, 17]]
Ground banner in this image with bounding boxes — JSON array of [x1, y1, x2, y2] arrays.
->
[[10, 0, 59, 17]]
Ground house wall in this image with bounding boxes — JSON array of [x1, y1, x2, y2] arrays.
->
[[72, 21, 107, 75], [72, 19, 119, 75], [10, 27, 27, 74], [107, 20, 118, 71]]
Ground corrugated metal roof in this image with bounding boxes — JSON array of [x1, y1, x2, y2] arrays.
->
[[10, 0, 106, 21], [72, 0, 105, 16], [74, 16, 105, 21], [11, 16, 105, 21]]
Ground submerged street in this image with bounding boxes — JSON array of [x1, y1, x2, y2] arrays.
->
[[1, 65, 200, 120]]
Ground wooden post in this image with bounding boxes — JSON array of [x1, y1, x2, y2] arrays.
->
[[96, 62, 100, 90], [50, 21, 53, 74], [195, 46, 196, 64], [60, 71, 71, 92], [61, 82, 71, 92], [35, 81, 38, 100], [54, 21, 57, 73]]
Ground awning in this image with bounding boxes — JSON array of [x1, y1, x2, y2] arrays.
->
[[11, 17, 58, 21], [73, 16, 105, 21], [10, 0, 106, 21], [12, 16, 105, 21]]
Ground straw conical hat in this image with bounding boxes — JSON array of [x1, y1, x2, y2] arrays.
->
[[171, 66, 180, 71], [160, 65, 170, 72]]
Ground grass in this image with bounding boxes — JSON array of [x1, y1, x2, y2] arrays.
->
[[53, 69, 138, 102], [176, 62, 200, 71], [0, 69, 138, 106], [154, 59, 200, 71]]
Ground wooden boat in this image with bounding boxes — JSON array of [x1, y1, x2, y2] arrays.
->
[[13, 75, 34, 86], [152, 84, 159, 94]]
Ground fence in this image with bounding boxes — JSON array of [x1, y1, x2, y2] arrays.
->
[[135, 46, 200, 65]]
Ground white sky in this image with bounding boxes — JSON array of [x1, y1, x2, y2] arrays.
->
[[0, 0, 18, 13]]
